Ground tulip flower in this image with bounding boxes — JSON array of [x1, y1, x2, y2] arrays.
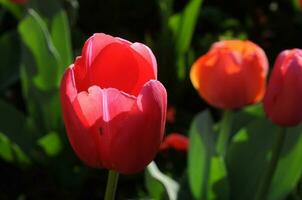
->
[[166, 105, 176, 123], [256, 49, 302, 200], [160, 133, 189, 152], [190, 40, 268, 109], [257, 49, 302, 199], [264, 49, 302, 126], [60, 33, 167, 174]]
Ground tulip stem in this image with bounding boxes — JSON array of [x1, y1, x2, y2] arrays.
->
[[216, 109, 233, 156], [254, 127, 286, 200], [104, 170, 119, 200]]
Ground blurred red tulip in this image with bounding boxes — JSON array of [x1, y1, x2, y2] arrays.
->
[[190, 40, 268, 109], [60, 33, 167, 174], [10, 0, 27, 4], [166, 105, 176, 123], [160, 133, 189, 152], [264, 49, 302, 126]]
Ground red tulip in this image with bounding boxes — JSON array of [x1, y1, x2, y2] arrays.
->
[[190, 40, 268, 109], [10, 0, 27, 4], [264, 49, 302, 126], [60, 33, 167, 174], [160, 133, 189, 152], [166, 105, 176, 123]]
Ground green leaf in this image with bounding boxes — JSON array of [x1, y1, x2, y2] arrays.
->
[[208, 156, 229, 200], [18, 9, 62, 90], [226, 118, 302, 200], [51, 9, 72, 73], [227, 119, 277, 200], [0, 31, 21, 90], [188, 110, 213, 198], [145, 165, 165, 200], [20, 52, 62, 132], [188, 110, 229, 199], [231, 103, 264, 135], [11, 141, 31, 164], [37, 131, 62, 157], [268, 125, 302, 200], [18, 9, 63, 132], [0, 100, 33, 164], [169, 0, 203, 80], [0, 100, 28, 150], [170, 0, 203, 56], [0, 0, 23, 19], [0, 132, 31, 164], [146, 161, 179, 200], [28, 0, 62, 19], [0, 132, 14, 162]]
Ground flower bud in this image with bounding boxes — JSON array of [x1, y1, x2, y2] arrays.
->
[[264, 49, 302, 126], [190, 40, 268, 109]]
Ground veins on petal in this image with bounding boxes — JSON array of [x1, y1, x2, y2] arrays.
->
[[102, 89, 110, 122]]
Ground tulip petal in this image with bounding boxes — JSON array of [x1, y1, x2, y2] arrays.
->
[[90, 43, 155, 96], [115, 37, 132, 45], [242, 50, 268, 103], [73, 56, 90, 92], [60, 66, 100, 167], [131, 42, 158, 78], [264, 50, 302, 126], [82, 33, 116, 68], [70, 82, 166, 172], [73, 86, 136, 168], [109, 80, 167, 173], [198, 51, 246, 108], [73, 34, 124, 92]]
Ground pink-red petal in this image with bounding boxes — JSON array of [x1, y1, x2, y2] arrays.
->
[[82, 33, 116, 68], [60, 66, 100, 167], [131, 42, 158, 78], [90, 43, 155, 96], [73, 85, 136, 168], [109, 80, 167, 173], [264, 50, 302, 126]]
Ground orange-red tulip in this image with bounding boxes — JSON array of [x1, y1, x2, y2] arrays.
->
[[190, 40, 268, 109], [160, 133, 189, 152], [264, 49, 302, 126], [60, 33, 167, 174]]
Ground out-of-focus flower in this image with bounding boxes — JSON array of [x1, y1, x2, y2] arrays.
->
[[190, 40, 268, 109], [166, 105, 176, 123], [160, 133, 189, 152], [264, 49, 302, 126], [60, 33, 167, 174], [299, 0, 302, 8]]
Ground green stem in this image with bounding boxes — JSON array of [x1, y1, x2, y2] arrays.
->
[[216, 109, 233, 156], [254, 127, 287, 200], [104, 170, 119, 200]]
